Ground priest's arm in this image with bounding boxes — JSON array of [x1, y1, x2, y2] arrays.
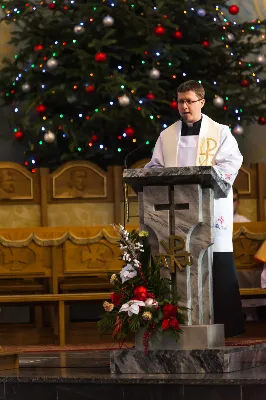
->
[[145, 135, 164, 168], [212, 126, 243, 194]]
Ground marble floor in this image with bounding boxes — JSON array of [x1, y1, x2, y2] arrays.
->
[[0, 351, 266, 399]]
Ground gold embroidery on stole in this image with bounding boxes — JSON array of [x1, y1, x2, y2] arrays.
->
[[199, 137, 217, 166]]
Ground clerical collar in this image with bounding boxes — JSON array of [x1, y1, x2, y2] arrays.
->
[[181, 118, 202, 136]]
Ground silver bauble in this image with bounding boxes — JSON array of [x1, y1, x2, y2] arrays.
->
[[73, 25, 85, 35], [118, 94, 130, 107], [257, 54, 266, 64], [21, 83, 31, 93], [197, 8, 206, 17], [145, 298, 154, 308], [227, 33, 235, 42], [233, 125, 244, 135], [46, 58, 58, 70], [44, 130, 56, 143], [103, 15, 114, 27], [213, 96, 224, 108], [67, 95, 77, 103], [149, 68, 160, 79]]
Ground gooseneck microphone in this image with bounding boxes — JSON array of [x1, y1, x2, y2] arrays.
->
[[123, 142, 149, 226]]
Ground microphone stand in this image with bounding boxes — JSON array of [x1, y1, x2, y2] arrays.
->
[[123, 142, 148, 227]]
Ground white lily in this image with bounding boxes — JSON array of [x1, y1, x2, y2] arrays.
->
[[120, 264, 137, 283], [119, 300, 145, 316]]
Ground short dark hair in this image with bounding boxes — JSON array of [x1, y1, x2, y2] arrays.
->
[[177, 80, 205, 99], [233, 187, 239, 199]]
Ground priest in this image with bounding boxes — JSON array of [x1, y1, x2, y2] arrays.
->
[[145, 80, 245, 337]]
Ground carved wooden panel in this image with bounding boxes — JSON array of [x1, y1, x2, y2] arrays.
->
[[51, 161, 107, 199], [233, 226, 266, 269], [0, 243, 52, 277], [63, 239, 123, 275], [234, 166, 251, 195], [0, 163, 34, 200]]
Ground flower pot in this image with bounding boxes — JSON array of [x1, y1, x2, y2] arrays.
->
[[135, 327, 180, 350]]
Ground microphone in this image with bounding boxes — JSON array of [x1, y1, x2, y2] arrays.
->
[[124, 141, 149, 169], [123, 141, 150, 226]]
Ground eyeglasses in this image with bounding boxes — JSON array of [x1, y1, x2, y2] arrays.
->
[[177, 99, 204, 105], [233, 198, 238, 202]]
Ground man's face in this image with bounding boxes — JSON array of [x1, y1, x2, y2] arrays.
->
[[177, 90, 205, 123], [233, 193, 239, 214]]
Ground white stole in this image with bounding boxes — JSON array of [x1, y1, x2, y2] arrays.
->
[[161, 114, 221, 167]]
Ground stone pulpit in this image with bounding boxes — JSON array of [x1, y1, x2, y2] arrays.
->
[[110, 166, 265, 374], [124, 166, 228, 349]]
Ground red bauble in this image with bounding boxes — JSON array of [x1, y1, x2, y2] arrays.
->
[[35, 104, 46, 113], [240, 79, 250, 87], [228, 4, 239, 15], [95, 52, 107, 62], [203, 40, 210, 48], [85, 84, 95, 93], [48, 2, 56, 10], [258, 116, 266, 125], [34, 44, 43, 52], [154, 25, 165, 36], [133, 286, 148, 301], [124, 126, 135, 136], [170, 100, 178, 109], [146, 92, 155, 100], [174, 31, 183, 39], [14, 130, 24, 141]]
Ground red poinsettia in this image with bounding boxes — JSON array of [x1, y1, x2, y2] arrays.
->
[[110, 292, 122, 306], [162, 317, 180, 331], [163, 304, 178, 319]]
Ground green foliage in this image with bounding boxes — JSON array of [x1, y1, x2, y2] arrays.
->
[[0, 1, 265, 167]]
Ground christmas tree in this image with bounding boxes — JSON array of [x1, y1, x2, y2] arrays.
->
[[0, 0, 265, 169]]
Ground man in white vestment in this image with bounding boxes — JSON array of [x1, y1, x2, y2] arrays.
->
[[145, 80, 245, 337]]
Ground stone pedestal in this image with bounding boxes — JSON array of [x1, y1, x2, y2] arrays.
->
[[135, 325, 225, 351]]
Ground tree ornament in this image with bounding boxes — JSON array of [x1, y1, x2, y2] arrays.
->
[[35, 104, 46, 113], [46, 58, 58, 70], [73, 25, 85, 35], [146, 92, 155, 100], [149, 68, 160, 79], [154, 25, 165, 36], [118, 94, 130, 107], [228, 4, 240, 15], [34, 44, 43, 52], [145, 298, 155, 308], [240, 79, 250, 87], [85, 84, 95, 93], [134, 286, 148, 301], [233, 125, 244, 135], [174, 31, 183, 39], [213, 96, 224, 108], [48, 2, 56, 10], [67, 95, 77, 103], [95, 52, 107, 62], [21, 83, 31, 93], [170, 100, 178, 109], [44, 130, 56, 143], [124, 126, 135, 136], [258, 117, 266, 125], [203, 40, 210, 48], [227, 33, 235, 42], [103, 15, 114, 27], [257, 54, 266, 64], [14, 130, 24, 141], [197, 8, 206, 17]]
